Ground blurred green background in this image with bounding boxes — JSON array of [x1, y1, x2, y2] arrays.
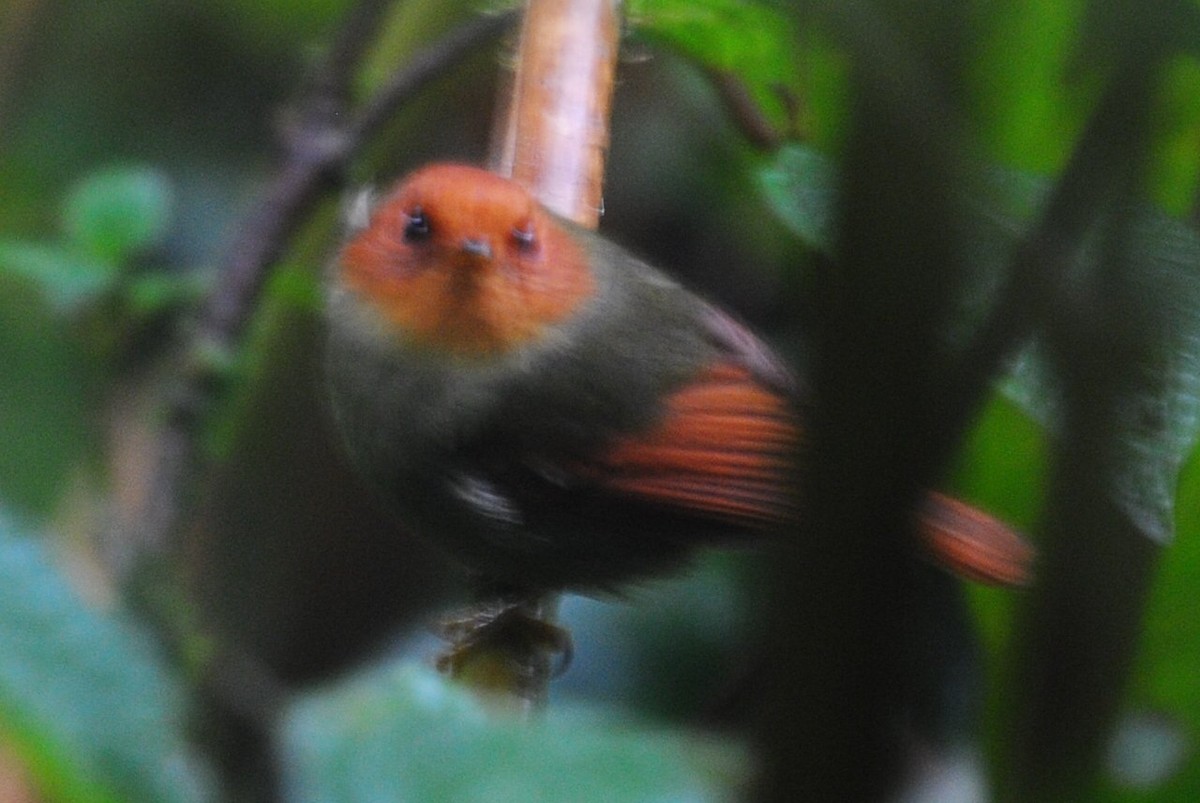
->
[[1, 0, 1199, 801]]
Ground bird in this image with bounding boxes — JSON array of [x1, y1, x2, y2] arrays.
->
[[324, 163, 1031, 603]]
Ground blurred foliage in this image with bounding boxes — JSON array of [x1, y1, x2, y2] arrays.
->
[[0, 0, 1198, 801], [0, 514, 210, 802], [280, 663, 747, 802], [625, 0, 805, 136], [0, 164, 194, 320], [762, 143, 1200, 546]]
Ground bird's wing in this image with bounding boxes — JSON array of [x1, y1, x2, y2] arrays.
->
[[576, 359, 801, 530], [545, 297, 1033, 585]]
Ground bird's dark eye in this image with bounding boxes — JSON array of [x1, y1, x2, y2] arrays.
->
[[404, 208, 431, 242], [511, 223, 536, 252]]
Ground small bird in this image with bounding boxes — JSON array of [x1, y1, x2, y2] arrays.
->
[[325, 163, 1031, 598]]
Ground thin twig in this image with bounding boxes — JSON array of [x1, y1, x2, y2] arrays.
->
[[705, 69, 789, 150]]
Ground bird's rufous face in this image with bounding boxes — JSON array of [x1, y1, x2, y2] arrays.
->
[[340, 164, 593, 356]]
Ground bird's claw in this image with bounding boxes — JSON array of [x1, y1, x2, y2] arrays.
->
[[436, 600, 574, 685]]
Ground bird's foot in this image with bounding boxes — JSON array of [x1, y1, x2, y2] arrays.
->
[[435, 596, 573, 705]]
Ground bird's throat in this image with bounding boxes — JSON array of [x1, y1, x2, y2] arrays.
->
[[338, 211, 595, 357], [343, 256, 591, 358]]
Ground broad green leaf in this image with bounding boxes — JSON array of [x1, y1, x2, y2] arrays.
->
[[62, 166, 173, 265], [1000, 202, 1200, 544], [626, 0, 803, 137], [758, 143, 1200, 545], [972, 1, 1200, 215], [0, 240, 115, 311], [0, 514, 211, 803], [280, 662, 748, 803]]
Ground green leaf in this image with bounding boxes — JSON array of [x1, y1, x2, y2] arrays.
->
[[0, 240, 116, 312], [998, 199, 1200, 544], [62, 166, 173, 265], [757, 144, 839, 255], [0, 514, 212, 803], [627, 0, 803, 137], [279, 662, 748, 803], [758, 144, 1200, 544]]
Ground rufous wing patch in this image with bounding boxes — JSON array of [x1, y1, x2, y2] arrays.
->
[[916, 492, 1034, 586], [574, 362, 1034, 587], [582, 362, 800, 528]]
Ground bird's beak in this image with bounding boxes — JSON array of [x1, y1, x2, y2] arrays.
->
[[460, 238, 492, 260]]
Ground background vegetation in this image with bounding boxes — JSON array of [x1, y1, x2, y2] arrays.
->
[[1, 0, 1199, 800]]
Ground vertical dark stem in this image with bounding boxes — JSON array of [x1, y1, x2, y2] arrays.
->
[[756, 2, 972, 795], [1000, 46, 1167, 799]]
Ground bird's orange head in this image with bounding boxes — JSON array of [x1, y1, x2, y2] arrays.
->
[[339, 163, 594, 357]]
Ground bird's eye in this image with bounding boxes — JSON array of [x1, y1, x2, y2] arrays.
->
[[404, 208, 431, 242], [511, 223, 536, 252]]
